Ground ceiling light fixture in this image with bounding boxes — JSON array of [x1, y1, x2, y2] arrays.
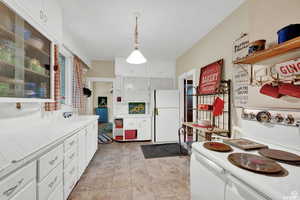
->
[[126, 14, 147, 64]]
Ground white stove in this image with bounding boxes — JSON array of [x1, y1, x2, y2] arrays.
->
[[191, 112, 300, 200]]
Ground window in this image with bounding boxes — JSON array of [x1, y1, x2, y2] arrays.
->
[[59, 53, 66, 104]]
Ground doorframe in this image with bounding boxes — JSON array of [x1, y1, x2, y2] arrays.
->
[[86, 77, 115, 119], [178, 69, 197, 125]]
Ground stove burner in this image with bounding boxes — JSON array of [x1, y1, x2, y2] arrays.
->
[[203, 142, 232, 152], [228, 153, 284, 174], [259, 149, 300, 165]]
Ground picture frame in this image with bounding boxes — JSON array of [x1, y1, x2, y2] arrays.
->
[[198, 59, 223, 94]]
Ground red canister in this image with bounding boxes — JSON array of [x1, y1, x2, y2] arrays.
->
[[260, 84, 282, 98]]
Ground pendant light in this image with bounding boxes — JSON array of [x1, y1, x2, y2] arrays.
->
[[126, 15, 147, 64]]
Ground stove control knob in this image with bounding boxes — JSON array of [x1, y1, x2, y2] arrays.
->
[[285, 114, 295, 125], [274, 114, 284, 123]]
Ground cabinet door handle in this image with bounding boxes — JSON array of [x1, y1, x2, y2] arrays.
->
[[48, 176, 58, 188], [49, 156, 58, 165], [3, 178, 24, 197]]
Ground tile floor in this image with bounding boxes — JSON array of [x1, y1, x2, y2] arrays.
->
[[69, 142, 190, 200]]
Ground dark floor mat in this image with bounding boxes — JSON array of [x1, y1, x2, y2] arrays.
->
[[141, 143, 188, 159]]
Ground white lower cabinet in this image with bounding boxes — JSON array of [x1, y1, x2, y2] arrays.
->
[[77, 129, 87, 178], [0, 161, 36, 200], [48, 183, 63, 200], [38, 162, 63, 200], [0, 120, 98, 200], [10, 180, 36, 200]]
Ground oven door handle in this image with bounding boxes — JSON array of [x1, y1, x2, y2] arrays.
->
[[194, 153, 225, 174]]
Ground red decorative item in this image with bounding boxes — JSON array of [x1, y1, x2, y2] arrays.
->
[[125, 130, 137, 139], [115, 136, 123, 140], [198, 104, 213, 111], [198, 60, 223, 94], [279, 83, 300, 98], [260, 84, 282, 98], [213, 97, 224, 117]]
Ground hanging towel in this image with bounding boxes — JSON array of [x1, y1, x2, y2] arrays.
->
[[213, 97, 224, 117]]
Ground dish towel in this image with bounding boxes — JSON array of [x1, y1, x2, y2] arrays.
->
[[213, 97, 224, 117]]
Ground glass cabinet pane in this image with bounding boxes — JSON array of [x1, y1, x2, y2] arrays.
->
[[0, 2, 51, 99]]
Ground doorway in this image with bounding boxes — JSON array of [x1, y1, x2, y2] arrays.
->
[[86, 77, 115, 139]]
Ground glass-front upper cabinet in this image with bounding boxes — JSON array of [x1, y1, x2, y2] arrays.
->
[[0, 2, 52, 100]]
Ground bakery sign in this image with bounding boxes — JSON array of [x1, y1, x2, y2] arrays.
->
[[275, 58, 300, 77], [198, 60, 223, 94]]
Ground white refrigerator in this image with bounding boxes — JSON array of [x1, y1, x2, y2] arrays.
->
[[153, 90, 180, 143]]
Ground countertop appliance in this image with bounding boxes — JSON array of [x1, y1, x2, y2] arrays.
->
[[153, 90, 180, 142], [191, 110, 300, 200]]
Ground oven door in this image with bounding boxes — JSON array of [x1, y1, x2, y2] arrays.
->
[[191, 152, 226, 200], [225, 174, 268, 200]]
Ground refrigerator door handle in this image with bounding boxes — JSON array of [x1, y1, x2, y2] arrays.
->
[[155, 108, 159, 115]]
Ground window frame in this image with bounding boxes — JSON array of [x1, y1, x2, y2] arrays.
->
[[59, 46, 73, 106]]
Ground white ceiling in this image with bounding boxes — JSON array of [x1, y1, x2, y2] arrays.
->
[[61, 0, 245, 61]]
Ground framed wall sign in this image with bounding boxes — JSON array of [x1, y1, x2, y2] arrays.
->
[[198, 59, 223, 94]]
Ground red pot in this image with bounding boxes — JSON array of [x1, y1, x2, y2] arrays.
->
[[279, 83, 300, 98], [260, 84, 282, 98]]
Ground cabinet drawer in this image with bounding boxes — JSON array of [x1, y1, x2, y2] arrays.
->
[[38, 162, 63, 200], [64, 174, 77, 200], [0, 161, 36, 200], [38, 144, 63, 181], [64, 134, 78, 152], [64, 147, 77, 169], [48, 182, 63, 200], [10, 180, 36, 200], [64, 159, 78, 184], [124, 119, 138, 129]]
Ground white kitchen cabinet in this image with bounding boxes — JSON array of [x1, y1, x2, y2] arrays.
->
[[0, 161, 36, 200], [38, 144, 64, 181], [48, 183, 63, 200], [10, 180, 36, 200], [38, 162, 63, 200], [0, 119, 98, 200], [14, 0, 42, 22], [44, 0, 63, 41], [138, 118, 151, 140], [4, 0, 62, 42], [77, 129, 87, 177]]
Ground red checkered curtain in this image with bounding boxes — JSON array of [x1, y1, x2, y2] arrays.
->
[[72, 56, 85, 114], [45, 45, 60, 111]]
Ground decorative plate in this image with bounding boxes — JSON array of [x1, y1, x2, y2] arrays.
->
[[203, 142, 233, 152], [228, 153, 284, 174]]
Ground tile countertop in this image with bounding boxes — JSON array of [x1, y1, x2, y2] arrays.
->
[[192, 141, 300, 200], [0, 115, 98, 179]]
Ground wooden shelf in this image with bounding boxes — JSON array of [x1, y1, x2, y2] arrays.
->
[[182, 122, 229, 134], [233, 36, 300, 65]]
